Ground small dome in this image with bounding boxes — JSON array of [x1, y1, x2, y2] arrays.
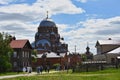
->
[[39, 18, 56, 27]]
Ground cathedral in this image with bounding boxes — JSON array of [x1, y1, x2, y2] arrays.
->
[[32, 13, 68, 68], [34, 13, 68, 54]]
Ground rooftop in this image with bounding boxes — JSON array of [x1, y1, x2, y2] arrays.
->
[[10, 39, 30, 48], [37, 52, 66, 58], [96, 40, 120, 46], [108, 47, 120, 54]]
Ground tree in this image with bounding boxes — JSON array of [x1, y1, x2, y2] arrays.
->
[[31, 49, 37, 62], [0, 32, 13, 72], [42, 53, 47, 66], [81, 54, 87, 61]]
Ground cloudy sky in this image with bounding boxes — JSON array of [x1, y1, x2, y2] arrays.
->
[[0, 0, 120, 54]]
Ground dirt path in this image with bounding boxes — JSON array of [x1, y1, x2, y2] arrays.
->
[[0, 71, 59, 79], [0, 71, 112, 79]]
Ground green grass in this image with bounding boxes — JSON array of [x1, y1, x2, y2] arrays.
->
[[0, 72, 23, 76], [1, 68, 120, 80]]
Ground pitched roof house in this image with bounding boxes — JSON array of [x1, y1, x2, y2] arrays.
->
[[10, 39, 32, 71], [94, 39, 120, 64], [95, 39, 120, 54], [32, 52, 67, 69]]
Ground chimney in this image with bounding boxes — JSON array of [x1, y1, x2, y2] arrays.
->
[[108, 38, 112, 40], [12, 36, 16, 40]]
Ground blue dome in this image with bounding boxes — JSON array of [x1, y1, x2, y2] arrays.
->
[[36, 39, 51, 50], [36, 39, 51, 47], [39, 18, 56, 27]]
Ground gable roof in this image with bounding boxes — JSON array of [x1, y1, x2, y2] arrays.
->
[[96, 40, 120, 47], [59, 53, 66, 57], [108, 47, 120, 54], [10, 39, 32, 49], [37, 52, 61, 58]]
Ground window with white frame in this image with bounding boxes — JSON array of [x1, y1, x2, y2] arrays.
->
[[25, 51, 27, 57], [22, 51, 24, 57], [13, 51, 17, 58], [13, 62, 17, 67], [97, 46, 101, 54], [27, 51, 29, 58]]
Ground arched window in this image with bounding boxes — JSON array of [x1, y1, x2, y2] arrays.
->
[[45, 43, 50, 50], [38, 44, 43, 48]]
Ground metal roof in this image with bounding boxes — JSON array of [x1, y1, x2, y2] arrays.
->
[[37, 52, 61, 58], [97, 40, 120, 45], [39, 18, 56, 27], [59, 53, 66, 57], [108, 47, 120, 54]]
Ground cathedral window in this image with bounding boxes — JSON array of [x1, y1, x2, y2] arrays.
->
[[45, 43, 49, 50], [38, 44, 43, 49]]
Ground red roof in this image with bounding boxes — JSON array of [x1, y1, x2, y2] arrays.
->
[[10, 39, 29, 48]]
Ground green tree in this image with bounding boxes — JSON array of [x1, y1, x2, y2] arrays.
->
[[81, 54, 87, 61], [31, 49, 37, 62], [0, 32, 13, 72]]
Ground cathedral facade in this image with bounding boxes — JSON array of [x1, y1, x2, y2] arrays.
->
[[34, 15, 68, 54]]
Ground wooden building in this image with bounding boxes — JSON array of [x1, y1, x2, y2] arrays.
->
[[10, 39, 32, 71]]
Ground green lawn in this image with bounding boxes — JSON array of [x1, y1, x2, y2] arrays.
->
[[0, 72, 22, 76], [1, 68, 120, 80]]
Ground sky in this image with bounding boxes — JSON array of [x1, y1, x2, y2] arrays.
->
[[0, 0, 120, 54]]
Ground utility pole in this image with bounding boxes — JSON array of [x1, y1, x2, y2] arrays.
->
[[75, 45, 76, 54]]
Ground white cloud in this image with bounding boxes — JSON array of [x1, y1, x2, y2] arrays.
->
[[34, 0, 85, 15], [0, 20, 38, 42], [58, 16, 120, 54], [76, 0, 87, 3], [0, 0, 85, 18], [76, 0, 97, 3], [0, 0, 15, 4], [0, 0, 85, 43], [1, 0, 120, 55], [0, 0, 27, 4]]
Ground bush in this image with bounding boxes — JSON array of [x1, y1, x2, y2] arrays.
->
[[53, 63, 60, 70], [0, 59, 12, 72]]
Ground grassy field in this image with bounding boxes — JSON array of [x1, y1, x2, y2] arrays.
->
[[0, 72, 22, 76], [1, 68, 120, 80]]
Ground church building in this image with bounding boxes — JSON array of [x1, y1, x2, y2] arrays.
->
[[32, 12, 68, 68], [34, 13, 68, 54]]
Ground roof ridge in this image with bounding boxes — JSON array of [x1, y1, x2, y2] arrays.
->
[[13, 39, 28, 41]]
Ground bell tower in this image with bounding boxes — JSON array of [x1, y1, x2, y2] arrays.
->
[[86, 42, 90, 55]]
